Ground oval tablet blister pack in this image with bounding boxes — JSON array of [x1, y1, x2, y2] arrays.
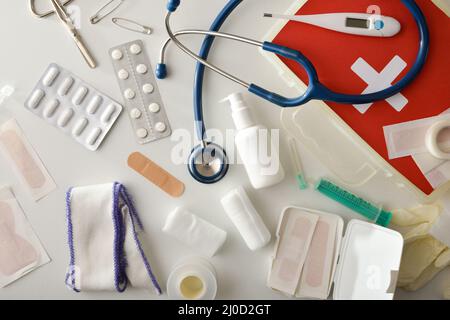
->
[[24, 63, 123, 151]]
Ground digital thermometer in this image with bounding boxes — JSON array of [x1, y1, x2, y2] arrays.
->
[[263, 12, 401, 37]]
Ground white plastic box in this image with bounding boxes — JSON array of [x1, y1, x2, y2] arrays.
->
[[268, 207, 404, 300]]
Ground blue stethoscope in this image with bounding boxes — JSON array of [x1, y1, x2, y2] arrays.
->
[[157, 0, 429, 184]]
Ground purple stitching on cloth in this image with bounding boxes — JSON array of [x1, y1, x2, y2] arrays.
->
[[65, 187, 80, 292], [119, 185, 144, 229], [119, 186, 162, 295], [112, 182, 128, 292]]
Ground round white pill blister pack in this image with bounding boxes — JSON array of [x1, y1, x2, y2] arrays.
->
[[109, 40, 171, 144]]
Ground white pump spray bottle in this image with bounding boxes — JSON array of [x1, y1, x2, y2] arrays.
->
[[223, 93, 285, 189]]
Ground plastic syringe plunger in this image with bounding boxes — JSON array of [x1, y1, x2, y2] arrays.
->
[[315, 178, 393, 227]]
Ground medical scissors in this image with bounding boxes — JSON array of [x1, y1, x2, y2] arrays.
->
[[50, 0, 97, 68], [29, 0, 75, 18]]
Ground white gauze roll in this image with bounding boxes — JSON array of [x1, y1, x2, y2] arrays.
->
[[221, 186, 271, 250], [162, 207, 227, 257]]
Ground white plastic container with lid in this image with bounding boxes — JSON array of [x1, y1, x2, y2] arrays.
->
[[268, 206, 404, 300], [223, 93, 285, 189], [221, 186, 271, 250]]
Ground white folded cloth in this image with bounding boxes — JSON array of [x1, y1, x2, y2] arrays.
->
[[65, 182, 161, 294], [163, 207, 227, 257]]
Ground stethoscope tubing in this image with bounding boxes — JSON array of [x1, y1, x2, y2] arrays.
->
[[163, 0, 428, 110], [162, 0, 429, 183], [162, 0, 429, 185], [160, 0, 242, 141]]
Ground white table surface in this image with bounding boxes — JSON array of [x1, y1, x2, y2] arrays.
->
[[0, 0, 447, 300]]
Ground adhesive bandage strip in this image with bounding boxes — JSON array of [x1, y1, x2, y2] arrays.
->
[[24, 64, 123, 151], [383, 111, 450, 159], [298, 213, 339, 299], [162, 207, 227, 257], [221, 186, 271, 251], [127, 152, 185, 197], [110, 40, 171, 144], [0, 119, 56, 201], [268, 208, 318, 295], [425, 161, 450, 189], [0, 187, 50, 287], [411, 151, 449, 189]]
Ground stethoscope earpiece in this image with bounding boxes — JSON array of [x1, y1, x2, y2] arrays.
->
[[188, 142, 229, 184]]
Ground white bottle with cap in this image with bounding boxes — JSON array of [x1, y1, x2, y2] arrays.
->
[[223, 93, 285, 189], [221, 186, 271, 251]]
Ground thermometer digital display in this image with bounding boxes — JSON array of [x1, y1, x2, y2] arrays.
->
[[346, 17, 370, 29]]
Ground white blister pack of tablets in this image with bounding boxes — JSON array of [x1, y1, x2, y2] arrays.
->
[[24, 63, 123, 151], [109, 40, 171, 144]]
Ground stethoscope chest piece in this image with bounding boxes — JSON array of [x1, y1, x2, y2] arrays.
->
[[188, 142, 229, 184]]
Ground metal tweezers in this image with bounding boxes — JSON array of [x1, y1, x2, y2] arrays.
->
[[50, 0, 97, 68]]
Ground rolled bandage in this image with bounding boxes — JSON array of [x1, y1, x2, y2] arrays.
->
[[425, 119, 450, 160], [167, 257, 217, 300], [163, 207, 227, 257], [221, 186, 271, 250]]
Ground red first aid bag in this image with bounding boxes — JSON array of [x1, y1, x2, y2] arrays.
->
[[269, 0, 450, 196]]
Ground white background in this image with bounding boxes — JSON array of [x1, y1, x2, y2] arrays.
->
[[0, 0, 447, 300]]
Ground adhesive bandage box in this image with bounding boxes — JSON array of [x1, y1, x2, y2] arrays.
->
[[24, 64, 123, 151], [268, 207, 403, 300]]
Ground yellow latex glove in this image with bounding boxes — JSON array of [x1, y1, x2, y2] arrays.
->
[[391, 204, 441, 243], [398, 238, 449, 290], [445, 279, 450, 300], [392, 204, 450, 299]]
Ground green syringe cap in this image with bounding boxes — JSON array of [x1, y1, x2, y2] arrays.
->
[[296, 174, 308, 190]]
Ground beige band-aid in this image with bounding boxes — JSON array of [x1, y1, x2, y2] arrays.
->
[[0, 201, 38, 276], [128, 152, 185, 197], [0, 119, 56, 201], [0, 187, 50, 287], [0, 130, 46, 188]]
